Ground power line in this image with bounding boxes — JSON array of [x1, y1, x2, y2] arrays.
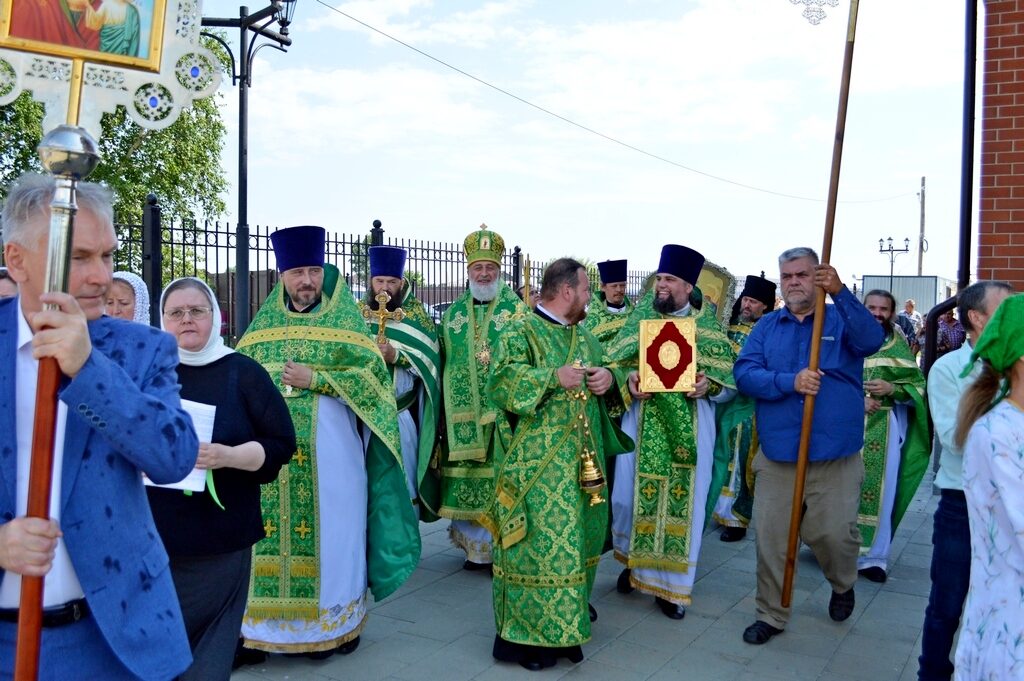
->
[[312, 0, 914, 204]]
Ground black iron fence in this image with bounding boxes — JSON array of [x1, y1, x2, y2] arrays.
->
[[0, 196, 649, 339], [112, 197, 652, 341]]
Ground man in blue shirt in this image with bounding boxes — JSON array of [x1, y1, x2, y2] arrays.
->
[[734, 247, 884, 645]]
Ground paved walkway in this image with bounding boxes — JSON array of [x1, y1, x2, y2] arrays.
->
[[232, 473, 939, 681]]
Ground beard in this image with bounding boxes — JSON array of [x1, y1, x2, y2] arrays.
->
[[653, 292, 681, 314], [469, 279, 500, 302], [368, 293, 401, 312]]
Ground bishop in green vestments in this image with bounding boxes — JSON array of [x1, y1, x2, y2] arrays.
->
[[438, 226, 529, 568], [605, 244, 736, 620], [486, 259, 632, 671]]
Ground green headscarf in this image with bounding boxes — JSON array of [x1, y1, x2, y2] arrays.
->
[[962, 293, 1024, 377]]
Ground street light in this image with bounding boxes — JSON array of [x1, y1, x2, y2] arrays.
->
[[202, 1, 295, 339], [878, 236, 911, 294]]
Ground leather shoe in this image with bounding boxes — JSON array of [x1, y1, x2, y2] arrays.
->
[[588, 603, 597, 622], [463, 559, 491, 572], [519, 659, 544, 672], [828, 589, 855, 622], [339, 636, 360, 655], [232, 640, 267, 669], [743, 620, 783, 645], [616, 568, 634, 594], [858, 566, 887, 583], [719, 526, 747, 542], [655, 597, 685, 620]]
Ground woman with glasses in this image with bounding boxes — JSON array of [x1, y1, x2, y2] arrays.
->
[[953, 293, 1024, 681], [147, 277, 295, 680]]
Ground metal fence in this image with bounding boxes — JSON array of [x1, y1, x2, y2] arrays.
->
[[112, 198, 653, 341]]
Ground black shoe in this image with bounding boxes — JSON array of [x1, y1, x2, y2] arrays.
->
[[463, 559, 491, 572], [305, 648, 337, 661], [742, 620, 783, 645], [588, 603, 597, 622], [616, 568, 634, 594], [828, 588, 855, 622], [858, 566, 887, 583], [232, 640, 267, 669], [519, 659, 544, 672], [719, 526, 747, 542], [655, 597, 685, 620], [338, 636, 360, 655], [518, 654, 555, 671]]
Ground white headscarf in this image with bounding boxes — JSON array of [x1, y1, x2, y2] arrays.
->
[[112, 271, 151, 324], [159, 277, 234, 366]]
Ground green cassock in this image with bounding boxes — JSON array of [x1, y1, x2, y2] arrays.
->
[[859, 331, 931, 547], [437, 284, 529, 522], [708, 318, 758, 526], [362, 282, 444, 521], [484, 311, 633, 649], [604, 291, 735, 573], [236, 265, 420, 619], [583, 295, 636, 345]]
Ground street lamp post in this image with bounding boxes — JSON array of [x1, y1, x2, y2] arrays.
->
[[878, 236, 911, 294], [202, 0, 296, 339]]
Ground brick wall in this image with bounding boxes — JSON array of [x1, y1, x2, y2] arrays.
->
[[980, 0, 1024, 288]]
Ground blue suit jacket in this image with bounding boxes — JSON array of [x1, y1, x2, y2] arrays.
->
[[0, 298, 198, 680]]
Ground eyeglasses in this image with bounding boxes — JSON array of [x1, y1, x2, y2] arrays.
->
[[164, 306, 212, 321]]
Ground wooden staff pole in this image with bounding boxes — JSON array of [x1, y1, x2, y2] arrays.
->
[[14, 124, 100, 681], [781, 0, 860, 608], [523, 255, 531, 304]]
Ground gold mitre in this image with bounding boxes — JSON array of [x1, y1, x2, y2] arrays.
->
[[464, 224, 505, 265]]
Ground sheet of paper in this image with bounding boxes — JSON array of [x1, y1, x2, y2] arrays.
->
[[143, 399, 215, 492]]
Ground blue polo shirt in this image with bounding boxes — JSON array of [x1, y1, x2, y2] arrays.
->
[[733, 286, 884, 463]]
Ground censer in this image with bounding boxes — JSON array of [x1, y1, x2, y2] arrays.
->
[[572, 360, 606, 506]]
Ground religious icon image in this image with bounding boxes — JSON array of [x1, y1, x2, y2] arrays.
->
[[1, 0, 163, 69]]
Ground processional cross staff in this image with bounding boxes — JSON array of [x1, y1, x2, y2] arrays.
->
[[363, 291, 405, 345], [780, 0, 860, 608], [14, 93, 101, 681]]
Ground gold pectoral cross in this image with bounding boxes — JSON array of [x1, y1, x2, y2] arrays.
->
[[475, 344, 491, 367], [362, 292, 405, 344]]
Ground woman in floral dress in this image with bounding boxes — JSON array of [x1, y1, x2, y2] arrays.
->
[[953, 293, 1024, 681]]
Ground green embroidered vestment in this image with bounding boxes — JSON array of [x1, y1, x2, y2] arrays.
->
[[859, 332, 930, 548], [485, 313, 632, 648], [708, 319, 758, 526], [236, 265, 420, 620], [604, 292, 736, 572], [438, 284, 528, 521], [363, 283, 444, 521], [583, 295, 635, 345]]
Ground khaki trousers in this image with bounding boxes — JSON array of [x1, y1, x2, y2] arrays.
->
[[751, 448, 864, 629]]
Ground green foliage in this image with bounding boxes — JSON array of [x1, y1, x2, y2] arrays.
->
[[0, 36, 228, 229]]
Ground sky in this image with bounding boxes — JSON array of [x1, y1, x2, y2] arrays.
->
[[201, 0, 976, 287]]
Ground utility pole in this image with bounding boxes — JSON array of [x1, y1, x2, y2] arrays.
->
[[917, 176, 926, 275]]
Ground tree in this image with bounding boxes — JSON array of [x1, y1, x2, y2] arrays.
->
[[0, 37, 228, 226]]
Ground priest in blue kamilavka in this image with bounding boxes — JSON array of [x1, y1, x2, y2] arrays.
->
[[709, 274, 776, 543], [362, 246, 443, 519], [606, 244, 736, 619], [583, 259, 634, 345], [438, 226, 529, 569], [485, 258, 633, 671], [236, 226, 419, 658]]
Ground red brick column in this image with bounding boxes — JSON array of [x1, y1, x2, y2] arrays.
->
[[980, 0, 1024, 289]]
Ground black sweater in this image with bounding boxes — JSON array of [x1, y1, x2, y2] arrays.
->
[[147, 353, 295, 556]]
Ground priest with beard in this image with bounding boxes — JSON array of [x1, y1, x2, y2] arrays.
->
[[437, 226, 529, 570], [583, 259, 634, 345], [485, 258, 632, 671], [605, 244, 736, 619]]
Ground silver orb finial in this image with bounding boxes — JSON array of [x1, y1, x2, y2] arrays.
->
[[37, 124, 102, 179]]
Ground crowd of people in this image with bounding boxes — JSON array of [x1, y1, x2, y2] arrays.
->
[[1, 171, 1021, 680]]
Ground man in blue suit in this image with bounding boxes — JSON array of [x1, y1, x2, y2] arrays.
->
[[0, 174, 197, 680]]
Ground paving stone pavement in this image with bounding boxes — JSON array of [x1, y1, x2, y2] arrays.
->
[[232, 471, 940, 681]]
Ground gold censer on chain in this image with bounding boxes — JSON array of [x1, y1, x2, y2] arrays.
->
[[572, 359, 606, 506]]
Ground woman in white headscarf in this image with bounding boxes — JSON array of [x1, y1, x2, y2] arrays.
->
[[146, 277, 294, 681], [107, 271, 151, 323]]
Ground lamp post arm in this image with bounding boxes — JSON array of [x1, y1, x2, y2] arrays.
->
[[199, 31, 239, 85]]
